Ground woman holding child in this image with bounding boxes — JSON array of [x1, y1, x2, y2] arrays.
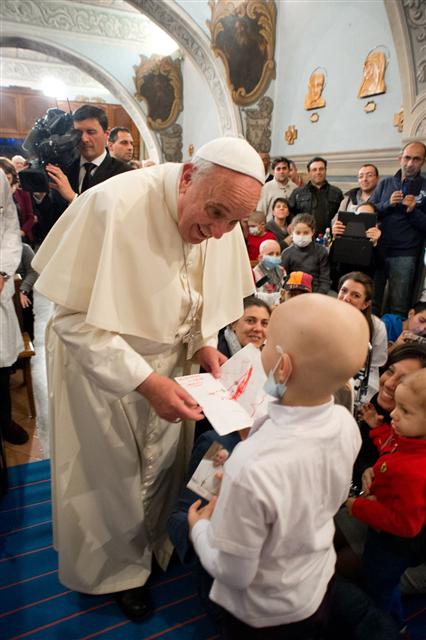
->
[[345, 347, 426, 628]]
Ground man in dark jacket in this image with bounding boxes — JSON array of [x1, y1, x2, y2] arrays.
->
[[371, 141, 426, 316], [339, 164, 379, 212], [37, 104, 133, 235], [288, 156, 343, 235]]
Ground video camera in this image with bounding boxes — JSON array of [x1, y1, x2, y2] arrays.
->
[[19, 108, 81, 192]]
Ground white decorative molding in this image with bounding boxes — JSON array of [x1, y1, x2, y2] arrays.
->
[[127, 0, 242, 135], [1, 0, 152, 44], [385, 0, 426, 139], [1, 56, 105, 90]]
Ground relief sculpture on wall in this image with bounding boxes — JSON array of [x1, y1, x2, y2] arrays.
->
[[207, 0, 276, 106], [357, 49, 387, 98], [304, 69, 326, 110], [134, 55, 183, 131]]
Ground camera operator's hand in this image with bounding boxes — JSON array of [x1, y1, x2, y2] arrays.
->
[[46, 164, 76, 203]]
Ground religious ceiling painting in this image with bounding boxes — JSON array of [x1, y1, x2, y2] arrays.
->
[[207, 0, 276, 106], [134, 55, 183, 131]]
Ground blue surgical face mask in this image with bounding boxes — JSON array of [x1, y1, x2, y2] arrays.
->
[[262, 255, 281, 269], [263, 346, 287, 399]]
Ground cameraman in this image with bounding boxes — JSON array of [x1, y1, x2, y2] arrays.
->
[[39, 105, 133, 235]]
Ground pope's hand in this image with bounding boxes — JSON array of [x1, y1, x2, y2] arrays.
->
[[45, 164, 76, 203], [194, 346, 227, 378], [136, 372, 204, 422]]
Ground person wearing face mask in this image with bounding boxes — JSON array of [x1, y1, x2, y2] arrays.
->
[[246, 210, 278, 261], [281, 213, 330, 294], [253, 239, 286, 294], [188, 295, 377, 639]]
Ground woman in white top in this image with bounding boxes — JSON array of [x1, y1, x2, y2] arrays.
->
[[337, 271, 388, 400], [0, 168, 26, 457]]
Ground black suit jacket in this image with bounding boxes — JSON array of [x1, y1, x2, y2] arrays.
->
[[47, 151, 133, 233], [66, 152, 133, 194]]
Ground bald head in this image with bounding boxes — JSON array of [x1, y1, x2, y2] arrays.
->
[[262, 294, 369, 405], [259, 239, 281, 256]]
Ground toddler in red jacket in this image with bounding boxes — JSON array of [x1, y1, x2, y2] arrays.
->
[[346, 368, 426, 624]]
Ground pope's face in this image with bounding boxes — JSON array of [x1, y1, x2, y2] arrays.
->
[[177, 164, 261, 244]]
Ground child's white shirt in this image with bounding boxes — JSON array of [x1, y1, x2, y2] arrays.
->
[[192, 400, 361, 628]]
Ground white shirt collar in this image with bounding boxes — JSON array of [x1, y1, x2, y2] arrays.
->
[[80, 149, 107, 168]]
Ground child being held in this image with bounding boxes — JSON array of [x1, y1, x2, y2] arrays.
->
[[253, 239, 286, 294], [188, 294, 369, 639], [246, 210, 277, 261], [265, 197, 292, 251], [346, 368, 426, 623], [281, 213, 330, 294]]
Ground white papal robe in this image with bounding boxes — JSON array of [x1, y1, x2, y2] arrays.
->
[[33, 163, 254, 594]]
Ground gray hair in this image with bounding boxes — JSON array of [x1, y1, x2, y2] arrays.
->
[[190, 157, 218, 183]]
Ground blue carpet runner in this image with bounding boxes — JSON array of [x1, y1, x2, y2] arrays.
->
[[0, 461, 218, 640], [1, 461, 425, 639]]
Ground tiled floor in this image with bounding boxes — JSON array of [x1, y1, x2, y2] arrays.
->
[[5, 291, 51, 467]]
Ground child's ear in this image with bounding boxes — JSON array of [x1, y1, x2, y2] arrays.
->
[[407, 309, 415, 320], [288, 224, 292, 233], [276, 352, 293, 384]]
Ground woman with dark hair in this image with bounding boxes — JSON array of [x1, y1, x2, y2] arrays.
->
[[0, 157, 35, 244], [353, 342, 426, 488], [218, 296, 271, 357], [337, 271, 387, 400]]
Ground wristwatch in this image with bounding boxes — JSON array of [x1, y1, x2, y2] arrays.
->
[[0, 271, 10, 281]]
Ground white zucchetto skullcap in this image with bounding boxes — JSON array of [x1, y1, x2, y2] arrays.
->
[[195, 137, 265, 184]]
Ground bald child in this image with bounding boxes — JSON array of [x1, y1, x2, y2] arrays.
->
[[253, 238, 286, 294], [188, 294, 369, 639]]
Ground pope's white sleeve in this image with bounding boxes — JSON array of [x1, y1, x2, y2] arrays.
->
[[51, 305, 153, 397], [191, 519, 258, 589]]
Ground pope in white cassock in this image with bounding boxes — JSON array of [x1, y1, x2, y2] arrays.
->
[[32, 137, 264, 620]]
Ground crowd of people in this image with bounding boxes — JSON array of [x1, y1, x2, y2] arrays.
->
[[1, 102, 426, 639]]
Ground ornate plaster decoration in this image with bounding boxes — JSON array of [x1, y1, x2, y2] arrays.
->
[[364, 100, 377, 113], [304, 69, 326, 110], [357, 49, 387, 98], [134, 55, 183, 131], [403, 0, 426, 92], [242, 96, 273, 151], [128, 0, 241, 135], [1, 0, 151, 44], [207, 0, 276, 106], [393, 107, 404, 132], [284, 125, 297, 145], [159, 123, 183, 162], [2, 57, 104, 90]]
